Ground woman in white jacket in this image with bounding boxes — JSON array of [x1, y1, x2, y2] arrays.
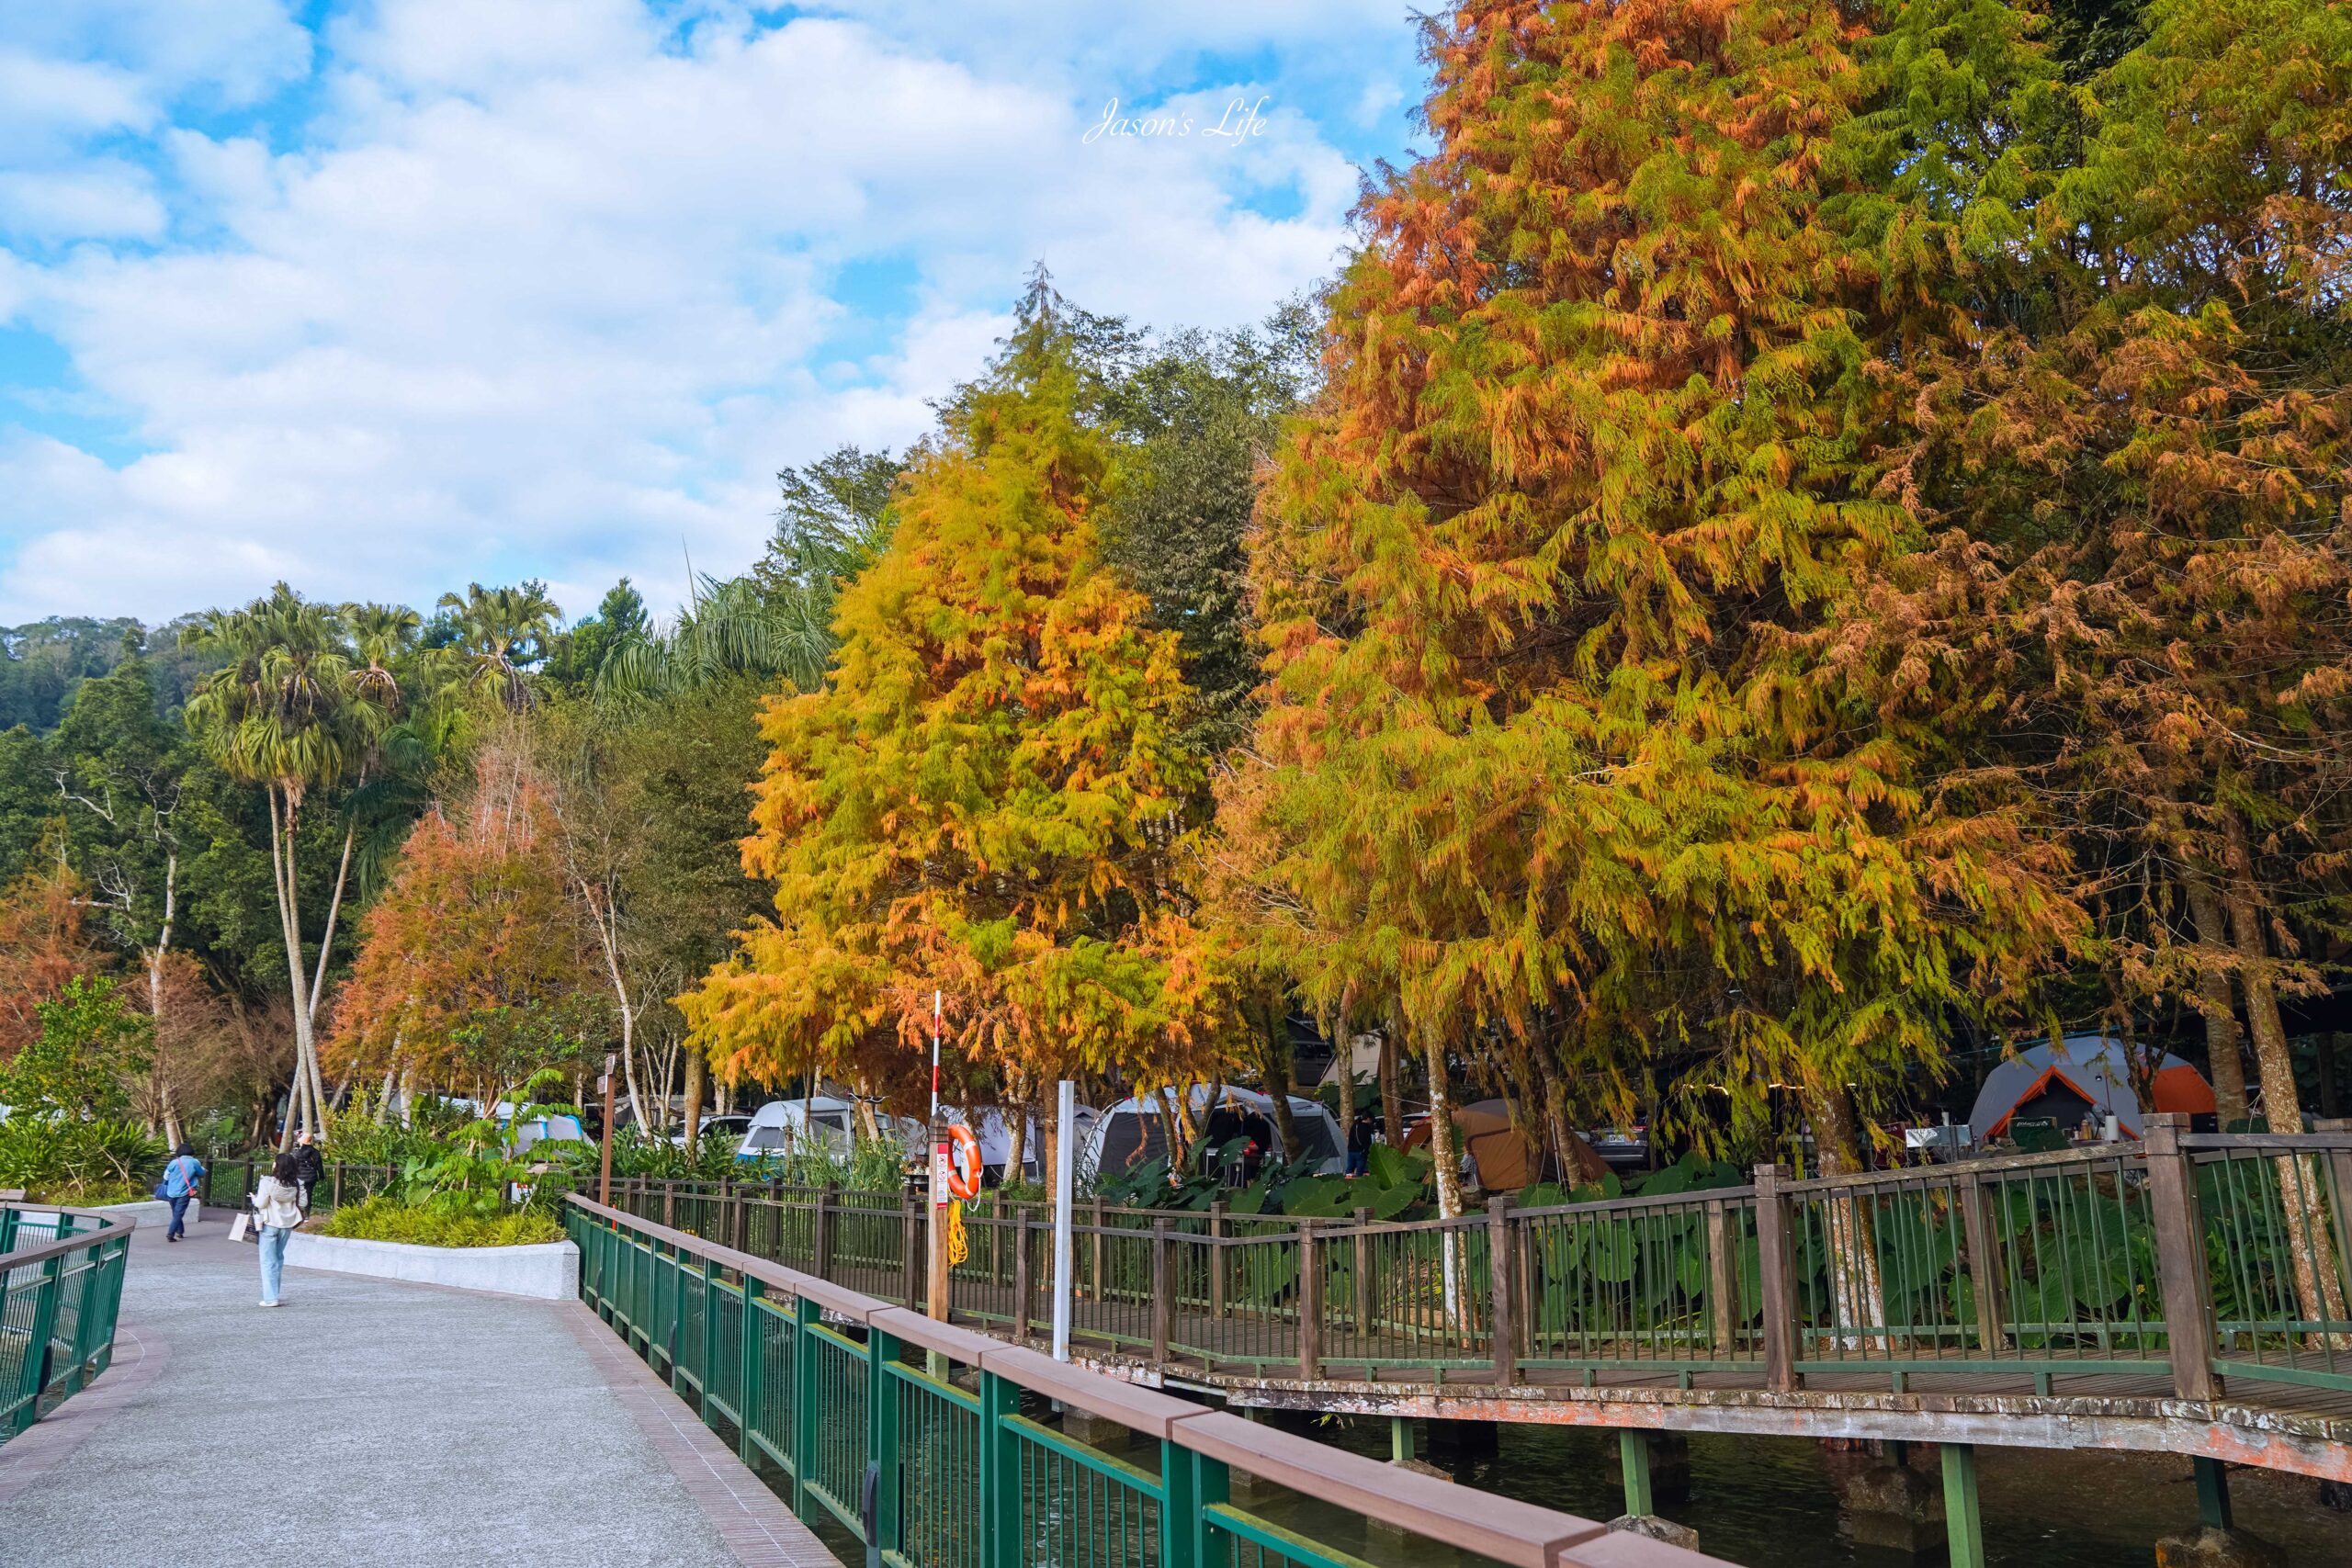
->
[[252, 1152, 305, 1308]]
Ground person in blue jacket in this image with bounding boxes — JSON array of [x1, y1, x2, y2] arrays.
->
[[160, 1144, 206, 1241]]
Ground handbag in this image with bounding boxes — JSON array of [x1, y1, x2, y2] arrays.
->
[[153, 1177, 170, 1200], [229, 1212, 253, 1243]]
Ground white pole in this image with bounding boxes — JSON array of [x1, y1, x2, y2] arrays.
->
[[930, 989, 942, 1123], [1052, 1077, 1075, 1361]]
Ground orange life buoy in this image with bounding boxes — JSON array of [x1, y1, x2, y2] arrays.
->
[[944, 1122, 984, 1201]]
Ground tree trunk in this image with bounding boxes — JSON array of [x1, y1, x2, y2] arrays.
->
[[266, 785, 312, 1152], [2221, 809, 2349, 1340], [682, 1050, 707, 1154], [1378, 1028, 1404, 1147], [1799, 1075, 1886, 1351], [1005, 1085, 1028, 1189], [1257, 1001, 1300, 1163], [2182, 871, 2250, 1129], [1420, 1033, 1471, 1337]]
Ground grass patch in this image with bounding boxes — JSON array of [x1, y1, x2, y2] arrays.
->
[[318, 1196, 565, 1248]]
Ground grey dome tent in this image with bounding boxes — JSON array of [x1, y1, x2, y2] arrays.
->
[[1966, 1035, 2216, 1144]]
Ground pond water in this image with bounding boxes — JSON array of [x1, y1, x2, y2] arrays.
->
[[1252, 1415, 2352, 1568]]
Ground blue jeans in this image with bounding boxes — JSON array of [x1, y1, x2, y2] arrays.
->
[[258, 1224, 290, 1303], [167, 1193, 192, 1238]]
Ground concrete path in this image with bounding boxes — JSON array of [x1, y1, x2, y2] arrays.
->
[[0, 1212, 838, 1567]]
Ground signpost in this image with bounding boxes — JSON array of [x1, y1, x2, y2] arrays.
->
[[1052, 1077, 1075, 1360], [927, 992, 948, 1377]]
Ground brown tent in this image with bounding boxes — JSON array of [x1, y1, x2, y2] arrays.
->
[[1401, 1099, 1543, 1191]]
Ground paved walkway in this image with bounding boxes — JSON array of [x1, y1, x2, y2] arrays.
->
[[0, 1211, 838, 1567]]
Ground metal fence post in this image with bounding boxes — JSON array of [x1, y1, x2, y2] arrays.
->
[[1487, 1197, 1517, 1384], [733, 1279, 762, 1476], [791, 1294, 820, 1521], [2143, 1113, 2220, 1401], [867, 1325, 901, 1557], [1180, 1446, 1229, 1568], [978, 1369, 1021, 1568], [12, 1254, 63, 1435], [1297, 1223, 1323, 1382], [1753, 1163, 1802, 1392], [2315, 1119, 2352, 1306], [1352, 1209, 1373, 1337], [700, 1254, 719, 1422]]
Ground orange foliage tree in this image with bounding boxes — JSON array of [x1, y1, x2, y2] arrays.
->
[[330, 737, 603, 1108], [683, 300, 1222, 1133]]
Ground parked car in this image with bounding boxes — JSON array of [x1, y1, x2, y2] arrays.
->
[[672, 1111, 753, 1149], [736, 1097, 860, 1161]]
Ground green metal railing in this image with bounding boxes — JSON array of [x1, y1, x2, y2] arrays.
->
[[0, 1202, 134, 1443], [606, 1119, 2352, 1404], [569, 1193, 1714, 1568]]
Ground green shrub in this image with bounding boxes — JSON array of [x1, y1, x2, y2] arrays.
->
[[0, 1115, 165, 1202], [319, 1195, 565, 1248]]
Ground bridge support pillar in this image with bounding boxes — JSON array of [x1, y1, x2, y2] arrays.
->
[[2154, 1461, 2285, 1568], [1605, 1430, 1700, 1551], [1940, 1443, 1984, 1568], [1826, 1444, 1943, 1555], [1425, 1417, 1498, 1460]]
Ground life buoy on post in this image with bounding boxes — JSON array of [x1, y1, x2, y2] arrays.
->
[[944, 1122, 984, 1201]]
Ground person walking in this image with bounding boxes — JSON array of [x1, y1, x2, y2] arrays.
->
[[160, 1144, 206, 1242], [253, 1152, 304, 1308], [289, 1128, 324, 1213]]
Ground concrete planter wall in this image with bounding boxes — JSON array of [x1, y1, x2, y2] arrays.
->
[[284, 1232, 580, 1301], [89, 1198, 175, 1228]]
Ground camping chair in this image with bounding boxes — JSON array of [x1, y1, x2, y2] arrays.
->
[[2010, 1119, 2066, 1154]]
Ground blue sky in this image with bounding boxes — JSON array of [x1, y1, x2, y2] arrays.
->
[[0, 0, 1426, 626]]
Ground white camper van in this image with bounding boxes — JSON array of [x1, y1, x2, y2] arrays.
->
[[1081, 1085, 1344, 1181]]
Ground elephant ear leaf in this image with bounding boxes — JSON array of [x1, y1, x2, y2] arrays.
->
[[1228, 1179, 1270, 1216], [1367, 1144, 1412, 1187], [1369, 1183, 1421, 1221]]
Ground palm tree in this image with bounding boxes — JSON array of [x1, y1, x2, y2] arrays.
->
[[436, 581, 560, 711], [345, 603, 422, 708], [597, 445, 899, 704], [185, 584, 397, 1148]]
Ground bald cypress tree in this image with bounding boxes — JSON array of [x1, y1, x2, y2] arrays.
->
[[1228, 0, 2077, 1239]]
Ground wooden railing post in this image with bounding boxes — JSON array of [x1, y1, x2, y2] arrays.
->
[[1487, 1197, 1517, 1384], [1753, 1163, 1802, 1392], [2315, 1119, 2352, 1306], [1705, 1199, 1736, 1356], [2143, 1113, 2219, 1401], [1297, 1223, 1323, 1382], [1151, 1219, 1172, 1362], [1958, 1172, 2006, 1353], [901, 1187, 922, 1306], [1352, 1208, 1373, 1337], [1013, 1212, 1035, 1345], [1209, 1201, 1227, 1317], [814, 1188, 837, 1280]]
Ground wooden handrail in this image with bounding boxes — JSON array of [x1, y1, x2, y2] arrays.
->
[[567, 1192, 1732, 1568]]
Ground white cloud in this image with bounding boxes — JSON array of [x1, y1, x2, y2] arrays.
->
[[0, 162, 167, 242], [0, 3, 1390, 623]]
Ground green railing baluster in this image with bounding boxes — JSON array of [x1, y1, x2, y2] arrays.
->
[[978, 1370, 1019, 1568], [791, 1294, 820, 1523], [869, 1326, 900, 1557], [12, 1254, 62, 1436], [741, 1276, 765, 1468]]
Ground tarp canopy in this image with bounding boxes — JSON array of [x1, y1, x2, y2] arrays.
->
[[1402, 1099, 1543, 1191], [1966, 1036, 2216, 1143]]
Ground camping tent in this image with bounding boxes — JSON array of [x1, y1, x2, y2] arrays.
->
[[1966, 1036, 2216, 1143], [1402, 1099, 1544, 1191]]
